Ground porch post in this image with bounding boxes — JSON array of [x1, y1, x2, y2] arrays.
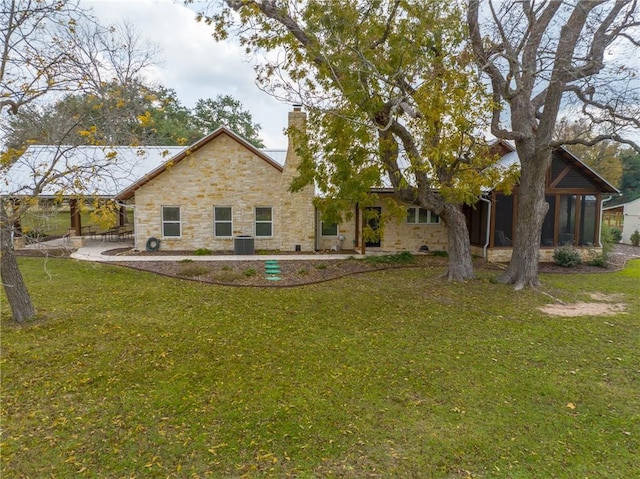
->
[[119, 204, 127, 226], [69, 199, 82, 236]]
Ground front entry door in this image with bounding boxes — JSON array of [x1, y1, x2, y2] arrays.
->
[[364, 207, 381, 247]]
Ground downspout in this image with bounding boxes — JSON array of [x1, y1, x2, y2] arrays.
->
[[314, 207, 319, 251], [479, 194, 492, 260], [598, 195, 616, 247]]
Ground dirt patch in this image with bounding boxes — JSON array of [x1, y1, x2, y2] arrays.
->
[[589, 292, 625, 302], [538, 302, 627, 317], [539, 290, 628, 317]]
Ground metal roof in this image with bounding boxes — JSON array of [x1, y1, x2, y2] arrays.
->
[[2, 142, 287, 198]]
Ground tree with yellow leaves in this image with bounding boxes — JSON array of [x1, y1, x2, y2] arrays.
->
[[199, 0, 514, 281]]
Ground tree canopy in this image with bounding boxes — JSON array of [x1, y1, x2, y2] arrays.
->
[[4, 88, 265, 150], [1, 1, 265, 322], [193, 95, 265, 148], [204, 0, 513, 281], [468, 0, 640, 289]]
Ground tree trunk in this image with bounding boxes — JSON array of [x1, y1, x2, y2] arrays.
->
[[440, 203, 475, 281], [499, 150, 550, 289], [1, 202, 36, 323]]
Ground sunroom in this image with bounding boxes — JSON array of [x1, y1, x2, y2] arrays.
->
[[465, 146, 619, 263]]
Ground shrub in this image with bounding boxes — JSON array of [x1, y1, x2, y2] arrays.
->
[[631, 229, 640, 247], [587, 253, 608, 268], [553, 246, 582, 268], [608, 227, 623, 244], [243, 268, 257, 277], [430, 250, 449, 258], [194, 248, 212, 256], [22, 230, 46, 243], [315, 263, 328, 270]]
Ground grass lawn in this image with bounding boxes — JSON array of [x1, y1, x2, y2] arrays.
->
[[20, 208, 134, 236], [1, 259, 639, 478]]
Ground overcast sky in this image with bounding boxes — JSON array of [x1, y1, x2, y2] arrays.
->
[[84, 1, 639, 149], [85, 0, 292, 149]]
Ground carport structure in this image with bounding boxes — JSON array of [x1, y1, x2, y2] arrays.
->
[[2, 145, 183, 239]]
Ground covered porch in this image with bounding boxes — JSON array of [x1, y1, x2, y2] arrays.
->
[[465, 147, 619, 263]]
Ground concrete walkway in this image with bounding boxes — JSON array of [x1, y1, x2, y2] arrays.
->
[[44, 238, 365, 263]]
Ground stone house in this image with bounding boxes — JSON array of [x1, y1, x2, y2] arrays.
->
[[115, 106, 449, 255], [116, 107, 317, 253], [6, 106, 618, 260]]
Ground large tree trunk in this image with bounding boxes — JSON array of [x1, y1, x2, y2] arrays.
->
[[440, 203, 475, 281], [1, 203, 36, 323], [499, 148, 551, 289]]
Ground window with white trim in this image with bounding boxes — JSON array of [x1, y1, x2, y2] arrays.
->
[[214, 206, 232, 237], [162, 206, 181, 237], [407, 207, 440, 224], [321, 221, 338, 236], [255, 207, 273, 237]]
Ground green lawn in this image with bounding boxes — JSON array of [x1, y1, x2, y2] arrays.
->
[[20, 208, 134, 236], [2, 259, 639, 478]]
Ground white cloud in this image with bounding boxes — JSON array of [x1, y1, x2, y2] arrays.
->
[[85, 0, 290, 148]]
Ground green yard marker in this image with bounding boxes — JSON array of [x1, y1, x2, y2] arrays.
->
[[265, 260, 282, 279]]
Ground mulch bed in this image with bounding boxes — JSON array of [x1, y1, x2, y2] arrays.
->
[[109, 255, 452, 287], [15, 244, 640, 287]]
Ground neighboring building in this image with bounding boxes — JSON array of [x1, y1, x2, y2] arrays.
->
[[604, 198, 640, 244]]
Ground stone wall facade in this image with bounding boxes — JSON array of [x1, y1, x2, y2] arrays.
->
[[375, 215, 448, 253], [474, 245, 604, 263], [315, 201, 448, 254], [133, 120, 315, 252]]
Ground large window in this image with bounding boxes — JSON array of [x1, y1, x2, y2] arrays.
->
[[255, 207, 273, 237], [162, 206, 181, 237], [559, 195, 577, 245], [321, 221, 338, 236], [579, 195, 597, 246], [493, 194, 513, 246], [540, 195, 556, 246], [214, 206, 232, 237], [407, 207, 440, 224]]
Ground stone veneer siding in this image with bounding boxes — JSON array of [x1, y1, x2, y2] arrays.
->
[[377, 216, 448, 253], [471, 245, 603, 263], [133, 125, 315, 252], [316, 202, 448, 254]]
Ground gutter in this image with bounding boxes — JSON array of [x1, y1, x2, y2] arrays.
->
[[479, 194, 492, 259], [598, 195, 617, 247]]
